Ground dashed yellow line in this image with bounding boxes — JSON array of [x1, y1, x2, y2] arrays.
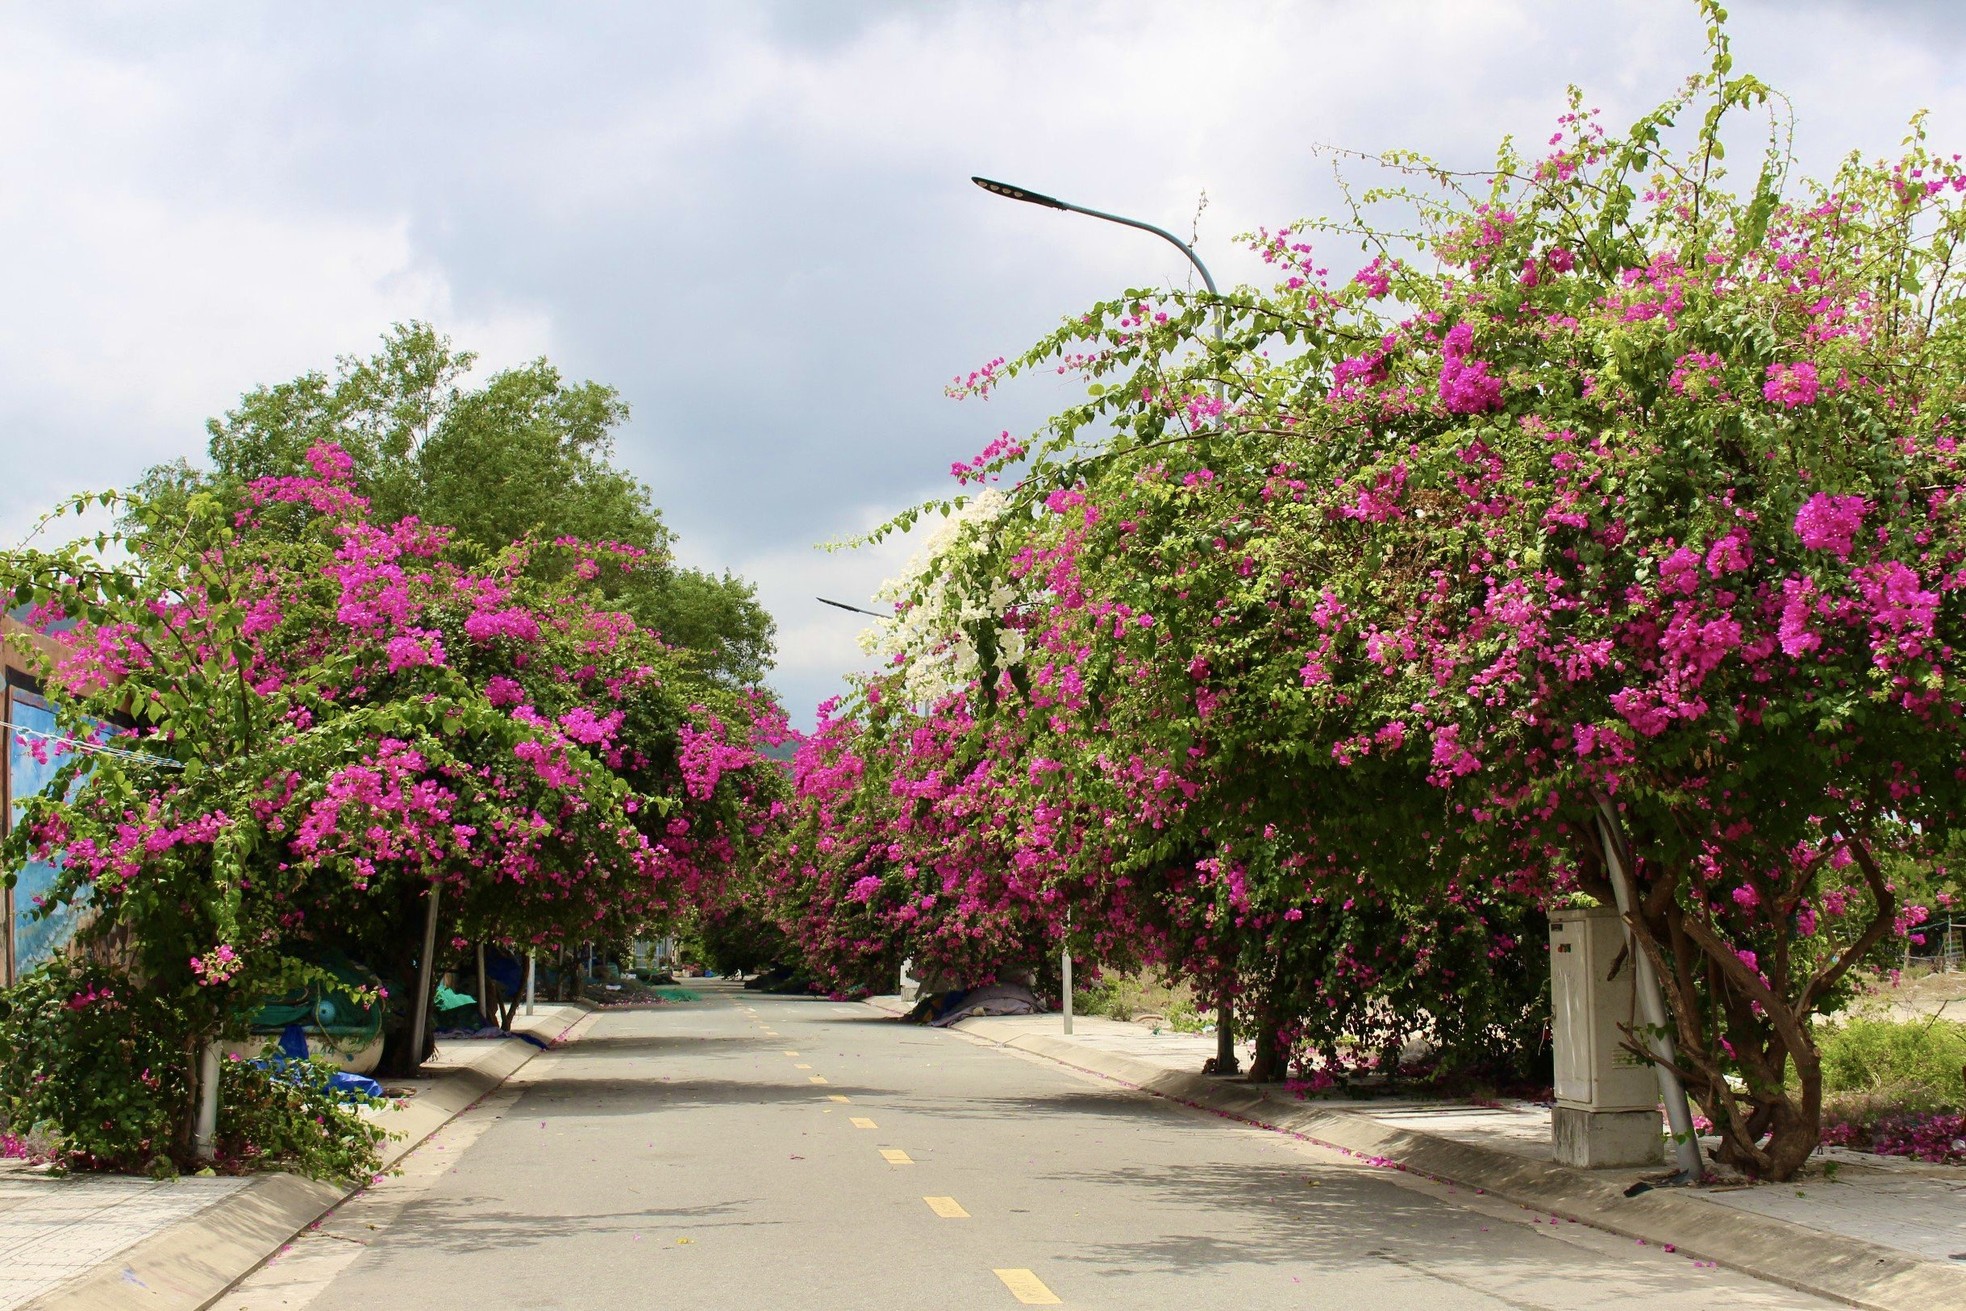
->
[[782, 1050, 799, 1056], [923, 1195, 969, 1218], [879, 1148, 913, 1165], [993, 1269, 1060, 1305], [808, 1075, 829, 1085], [794, 1063, 812, 1070], [849, 1117, 877, 1129], [826, 1094, 850, 1103]]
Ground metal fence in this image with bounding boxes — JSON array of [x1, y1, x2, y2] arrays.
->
[[1907, 917, 1966, 972]]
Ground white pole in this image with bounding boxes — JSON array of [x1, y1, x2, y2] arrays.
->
[[525, 951, 536, 1016], [192, 1041, 222, 1162], [407, 882, 441, 1072], [1062, 910, 1073, 1035], [1596, 801, 1704, 1179]]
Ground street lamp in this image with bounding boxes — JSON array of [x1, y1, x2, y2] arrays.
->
[[970, 176, 1221, 304], [816, 596, 886, 619], [970, 175, 1224, 408], [972, 174, 1240, 1076]]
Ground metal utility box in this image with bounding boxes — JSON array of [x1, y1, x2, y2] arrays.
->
[[1549, 906, 1664, 1167], [1550, 906, 1658, 1110]]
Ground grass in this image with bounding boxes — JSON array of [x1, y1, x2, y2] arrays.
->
[[1071, 971, 1210, 1033], [1813, 1015, 1966, 1162], [1818, 1015, 1966, 1110]]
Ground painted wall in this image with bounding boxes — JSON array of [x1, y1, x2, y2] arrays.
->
[[5, 686, 87, 982]]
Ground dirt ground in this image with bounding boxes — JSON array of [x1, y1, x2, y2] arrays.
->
[[1848, 966, 1966, 1022]]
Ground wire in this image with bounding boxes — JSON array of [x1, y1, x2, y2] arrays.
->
[[2, 719, 184, 770]]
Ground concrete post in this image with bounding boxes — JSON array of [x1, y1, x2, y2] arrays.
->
[[191, 1041, 222, 1162], [406, 882, 441, 1073], [1596, 803, 1704, 1180], [1061, 950, 1073, 1037]]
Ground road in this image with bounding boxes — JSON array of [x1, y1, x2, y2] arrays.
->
[[216, 982, 1830, 1310]]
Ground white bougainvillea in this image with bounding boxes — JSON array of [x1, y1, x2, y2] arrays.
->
[[860, 488, 1028, 705]]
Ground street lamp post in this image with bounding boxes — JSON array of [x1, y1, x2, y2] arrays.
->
[[971, 176, 1224, 402], [972, 175, 1239, 1077], [817, 596, 887, 619]]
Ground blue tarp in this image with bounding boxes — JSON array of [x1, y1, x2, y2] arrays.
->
[[263, 1027, 385, 1100]]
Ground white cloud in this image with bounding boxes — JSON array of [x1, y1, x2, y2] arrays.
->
[[673, 493, 926, 717], [0, 13, 551, 545]]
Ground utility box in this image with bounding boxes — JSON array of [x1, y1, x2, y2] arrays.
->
[[1549, 906, 1663, 1168]]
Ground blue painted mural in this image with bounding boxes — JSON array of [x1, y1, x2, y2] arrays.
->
[[7, 689, 88, 978]]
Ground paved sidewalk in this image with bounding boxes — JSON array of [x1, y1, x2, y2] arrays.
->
[[0, 1173, 251, 1308], [1363, 1096, 1966, 1264], [0, 1002, 592, 1311], [868, 995, 1966, 1310]]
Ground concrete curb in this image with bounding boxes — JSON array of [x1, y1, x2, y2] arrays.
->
[[24, 1006, 602, 1311], [875, 1001, 1966, 1311]]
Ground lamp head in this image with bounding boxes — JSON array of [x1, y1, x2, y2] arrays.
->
[[816, 596, 886, 619], [971, 176, 1068, 211]]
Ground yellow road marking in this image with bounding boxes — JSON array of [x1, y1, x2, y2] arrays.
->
[[849, 1117, 877, 1129], [879, 1148, 913, 1165], [923, 1195, 969, 1218], [808, 1075, 829, 1084], [993, 1269, 1060, 1305], [794, 1063, 812, 1069], [826, 1094, 850, 1103], [783, 1050, 799, 1056]]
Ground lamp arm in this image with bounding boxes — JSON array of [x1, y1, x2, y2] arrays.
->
[[1054, 201, 1219, 302]]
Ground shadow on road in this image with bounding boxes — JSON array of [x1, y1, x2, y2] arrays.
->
[[1039, 1158, 1697, 1297], [370, 1195, 772, 1256], [552, 1032, 765, 1057], [512, 1076, 898, 1116], [868, 1088, 1186, 1124]]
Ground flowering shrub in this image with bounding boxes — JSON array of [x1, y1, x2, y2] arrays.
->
[[215, 1056, 390, 1182], [0, 959, 389, 1181], [767, 7, 1964, 1180], [0, 960, 187, 1173], [860, 488, 1031, 706], [2, 437, 783, 1146]]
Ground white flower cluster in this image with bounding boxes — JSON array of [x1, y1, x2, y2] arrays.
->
[[860, 489, 1030, 705]]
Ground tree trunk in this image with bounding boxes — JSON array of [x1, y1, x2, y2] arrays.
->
[[376, 884, 439, 1078], [498, 983, 519, 1032], [1613, 819, 1891, 1183], [1246, 997, 1287, 1082]]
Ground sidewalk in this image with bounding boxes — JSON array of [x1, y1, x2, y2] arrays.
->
[[867, 995, 1966, 1311], [0, 1002, 597, 1311]]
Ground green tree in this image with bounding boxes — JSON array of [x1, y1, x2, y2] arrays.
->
[[135, 323, 774, 686]]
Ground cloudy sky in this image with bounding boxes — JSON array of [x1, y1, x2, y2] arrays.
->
[[2, 0, 1962, 725]]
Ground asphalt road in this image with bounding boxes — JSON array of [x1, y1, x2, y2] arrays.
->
[[215, 982, 1832, 1310]]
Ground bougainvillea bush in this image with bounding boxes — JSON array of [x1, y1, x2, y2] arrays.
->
[[0, 443, 781, 1167], [0, 957, 391, 1182], [0, 959, 188, 1173], [769, 7, 1965, 1179]]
